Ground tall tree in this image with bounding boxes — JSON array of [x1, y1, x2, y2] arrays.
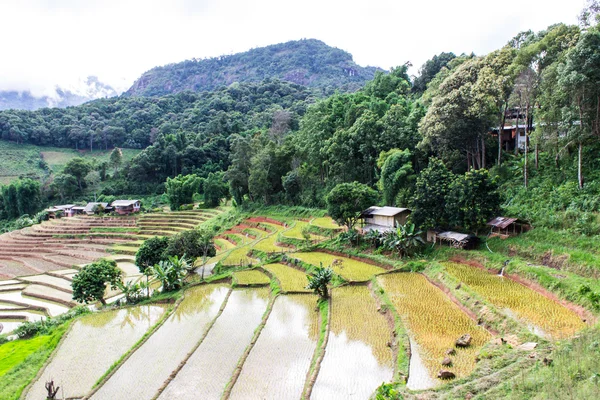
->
[[410, 158, 455, 229], [325, 182, 378, 230], [63, 158, 92, 191]]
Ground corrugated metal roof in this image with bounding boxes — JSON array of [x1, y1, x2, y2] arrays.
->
[[111, 200, 140, 207], [362, 206, 410, 217], [487, 216, 518, 229], [437, 231, 471, 242]]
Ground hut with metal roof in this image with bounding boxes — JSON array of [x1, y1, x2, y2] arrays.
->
[[487, 217, 531, 238], [359, 206, 412, 233], [429, 230, 479, 250]]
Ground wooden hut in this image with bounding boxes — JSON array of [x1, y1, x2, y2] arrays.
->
[[487, 217, 531, 238], [429, 230, 479, 250]]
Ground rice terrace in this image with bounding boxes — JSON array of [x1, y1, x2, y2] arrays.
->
[[2, 2, 600, 398], [0, 203, 595, 399]]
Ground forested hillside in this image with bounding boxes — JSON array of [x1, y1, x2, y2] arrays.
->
[[125, 39, 382, 97]]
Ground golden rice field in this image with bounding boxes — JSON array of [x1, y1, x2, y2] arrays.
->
[[444, 262, 586, 338], [291, 252, 386, 282], [378, 273, 491, 380], [222, 244, 257, 266], [90, 284, 230, 400], [312, 286, 393, 400], [158, 288, 270, 399], [311, 217, 342, 230], [215, 238, 236, 253], [253, 233, 287, 253], [282, 220, 322, 240], [24, 305, 167, 400], [229, 294, 320, 400], [233, 269, 271, 285], [262, 263, 311, 293]]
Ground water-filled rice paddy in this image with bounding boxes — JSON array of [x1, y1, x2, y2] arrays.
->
[[91, 284, 229, 400], [19, 274, 72, 291], [312, 286, 393, 400], [263, 263, 311, 292], [444, 262, 586, 338], [229, 294, 320, 400], [378, 273, 491, 382], [24, 305, 166, 400], [158, 288, 270, 399], [291, 252, 386, 282], [0, 290, 68, 316], [233, 269, 270, 286]]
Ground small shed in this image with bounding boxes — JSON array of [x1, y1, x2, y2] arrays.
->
[[72, 206, 85, 216], [487, 217, 531, 238], [83, 202, 109, 216], [359, 206, 411, 232], [431, 231, 479, 250], [111, 200, 141, 215]]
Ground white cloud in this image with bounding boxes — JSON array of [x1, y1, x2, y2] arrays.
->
[[0, 0, 584, 97]]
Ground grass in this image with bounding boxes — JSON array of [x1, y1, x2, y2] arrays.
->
[[222, 244, 256, 266], [262, 263, 311, 293], [232, 269, 270, 286], [253, 233, 287, 254], [90, 227, 141, 233], [0, 323, 69, 400], [485, 326, 600, 399], [444, 262, 586, 339], [282, 221, 322, 240], [378, 273, 491, 380], [215, 238, 236, 253], [0, 139, 140, 183], [291, 251, 386, 282]]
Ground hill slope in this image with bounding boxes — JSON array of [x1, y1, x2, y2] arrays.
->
[[125, 39, 383, 97]]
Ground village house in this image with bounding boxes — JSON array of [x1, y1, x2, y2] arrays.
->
[[83, 202, 110, 215], [111, 200, 141, 215], [359, 206, 412, 233], [46, 204, 75, 218]]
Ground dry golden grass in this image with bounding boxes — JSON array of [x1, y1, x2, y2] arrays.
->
[[263, 263, 311, 292], [233, 269, 270, 285], [444, 262, 586, 338], [378, 273, 491, 379], [291, 252, 385, 282]]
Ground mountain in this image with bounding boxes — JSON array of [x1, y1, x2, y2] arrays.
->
[[0, 76, 118, 111], [125, 39, 383, 97]]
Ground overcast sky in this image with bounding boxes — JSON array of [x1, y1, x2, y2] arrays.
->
[[0, 0, 584, 97]]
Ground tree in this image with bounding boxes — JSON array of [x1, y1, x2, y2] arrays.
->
[[410, 158, 455, 229], [15, 178, 41, 217], [558, 30, 600, 189], [110, 147, 123, 174], [63, 158, 92, 191], [135, 236, 170, 274], [51, 174, 78, 202], [446, 169, 500, 232], [412, 52, 457, 94], [378, 149, 414, 206], [203, 172, 228, 207], [165, 174, 202, 210], [306, 264, 333, 299], [71, 259, 122, 306], [325, 182, 378, 230], [151, 255, 189, 292], [165, 228, 216, 265]]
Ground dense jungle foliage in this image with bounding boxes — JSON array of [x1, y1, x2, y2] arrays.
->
[[1, 12, 600, 235]]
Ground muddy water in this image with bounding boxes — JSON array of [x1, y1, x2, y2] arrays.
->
[[24, 305, 166, 400], [90, 284, 229, 400], [158, 288, 270, 400], [407, 340, 436, 390], [311, 286, 393, 400], [229, 294, 320, 400]]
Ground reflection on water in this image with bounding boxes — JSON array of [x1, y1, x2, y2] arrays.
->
[[230, 294, 319, 400], [24, 304, 167, 400], [407, 340, 436, 390], [90, 284, 229, 400], [158, 288, 270, 400], [0, 291, 68, 316]]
